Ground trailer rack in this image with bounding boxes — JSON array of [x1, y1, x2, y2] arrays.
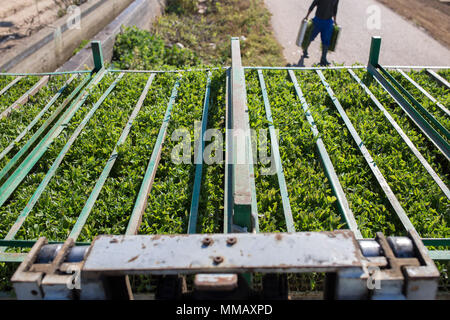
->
[[0, 37, 448, 299]]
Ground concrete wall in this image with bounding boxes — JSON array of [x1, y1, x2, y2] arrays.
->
[[0, 0, 165, 73]]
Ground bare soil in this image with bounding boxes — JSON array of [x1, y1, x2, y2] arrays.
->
[[376, 0, 450, 48], [0, 0, 87, 53]]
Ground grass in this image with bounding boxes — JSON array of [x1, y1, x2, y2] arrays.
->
[[112, 0, 286, 69]]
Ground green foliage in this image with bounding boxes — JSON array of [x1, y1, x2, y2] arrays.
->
[[165, 0, 198, 15], [389, 70, 449, 134], [438, 69, 450, 82], [325, 69, 449, 238], [144, 0, 285, 67], [0, 75, 84, 172], [0, 68, 448, 292], [246, 70, 343, 232], [0, 76, 40, 114], [112, 27, 201, 70], [72, 39, 90, 56]]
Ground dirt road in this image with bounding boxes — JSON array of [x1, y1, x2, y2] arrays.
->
[[264, 0, 450, 67], [0, 0, 87, 53]]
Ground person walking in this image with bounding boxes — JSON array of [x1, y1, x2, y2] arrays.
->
[[303, 0, 339, 66]]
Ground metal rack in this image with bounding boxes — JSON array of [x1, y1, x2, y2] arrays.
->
[[0, 37, 448, 299]]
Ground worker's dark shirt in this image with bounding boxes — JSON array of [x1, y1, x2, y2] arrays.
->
[[309, 0, 339, 20]]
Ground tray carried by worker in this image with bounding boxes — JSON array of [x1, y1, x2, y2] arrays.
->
[[296, 19, 341, 52], [296, 19, 313, 48], [329, 24, 341, 52]]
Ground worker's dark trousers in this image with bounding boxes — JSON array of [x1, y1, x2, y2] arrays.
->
[[304, 17, 333, 64]]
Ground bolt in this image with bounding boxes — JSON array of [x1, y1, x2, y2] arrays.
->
[[226, 237, 237, 246], [213, 256, 224, 265], [202, 237, 213, 246]]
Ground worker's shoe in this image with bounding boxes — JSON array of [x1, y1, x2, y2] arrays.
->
[[319, 45, 330, 66], [303, 48, 309, 58]]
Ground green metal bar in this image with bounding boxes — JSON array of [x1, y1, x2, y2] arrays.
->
[[230, 37, 255, 232], [0, 252, 27, 263], [91, 41, 104, 73], [0, 69, 106, 207], [368, 36, 381, 68], [125, 75, 182, 235], [0, 73, 124, 247], [428, 250, 450, 260], [224, 68, 233, 234], [247, 77, 260, 234], [0, 71, 91, 77], [69, 73, 155, 241], [397, 69, 450, 117], [0, 76, 23, 96], [385, 66, 450, 70], [426, 69, 450, 90], [422, 238, 450, 246], [243, 66, 366, 71], [188, 72, 212, 234], [289, 70, 362, 239], [368, 64, 450, 161], [0, 73, 91, 182], [0, 74, 77, 161], [257, 70, 295, 232], [0, 75, 50, 119], [0, 239, 90, 248], [379, 66, 450, 140], [108, 67, 227, 74], [348, 69, 450, 200], [316, 70, 418, 234]]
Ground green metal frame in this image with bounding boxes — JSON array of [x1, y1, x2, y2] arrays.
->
[[0, 39, 448, 265], [0, 74, 78, 162], [0, 75, 50, 119], [426, 69, 450, 90], [257, 70, 295, 232], [288, 70, 362, 239], [188, 72, 212, 234], [396, 68, 450, 117], [0, 73, 92, 182], [125, 74, 182, 235], [70, 73, 156, 240], [0, 76, 23, 97]]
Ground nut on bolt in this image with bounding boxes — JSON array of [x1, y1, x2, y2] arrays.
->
[[226, 237, 237, 246], [213, 256, 224, 265], [202, 237, 213, 246]]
